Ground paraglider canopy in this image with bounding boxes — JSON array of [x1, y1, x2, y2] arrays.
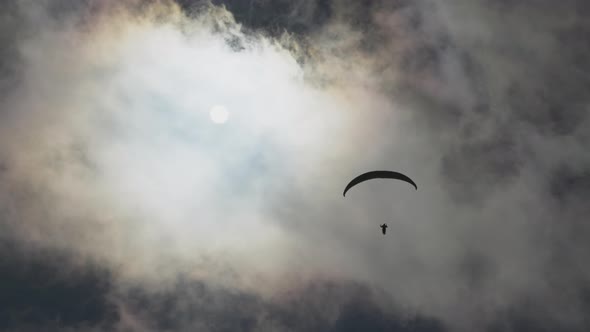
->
[[343, 170, 417, 197]]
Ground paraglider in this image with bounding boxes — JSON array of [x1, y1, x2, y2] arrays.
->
[[343, 170, 417, 235], [342, 170, 417, 197]]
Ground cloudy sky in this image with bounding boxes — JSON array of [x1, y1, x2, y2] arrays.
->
[[1, 0, 589, 331]]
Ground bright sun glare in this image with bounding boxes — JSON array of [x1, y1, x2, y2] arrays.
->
[[209, 105, 229, 124]]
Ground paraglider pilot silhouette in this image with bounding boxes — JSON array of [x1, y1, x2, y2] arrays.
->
[[343, 170, 417, 235]]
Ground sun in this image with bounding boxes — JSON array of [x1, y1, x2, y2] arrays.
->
[[209, 105, 230, 124]]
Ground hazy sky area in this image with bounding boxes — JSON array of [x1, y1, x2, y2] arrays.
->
[[1, 0, 589, 331]]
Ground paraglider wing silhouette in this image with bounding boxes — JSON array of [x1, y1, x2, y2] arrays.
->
[[343, 170, 417, 196]]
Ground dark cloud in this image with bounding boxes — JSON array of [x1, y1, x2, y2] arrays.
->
[[176, 0, 333, 35], [0, 241, 116, 331], [2, 242, 584, 332], [0, 0, 22, 95], [115, 279, 447, 332], [0, 238, 449, 331]]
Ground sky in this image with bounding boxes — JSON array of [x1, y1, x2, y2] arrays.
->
[[0, 0, 589, 331]]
